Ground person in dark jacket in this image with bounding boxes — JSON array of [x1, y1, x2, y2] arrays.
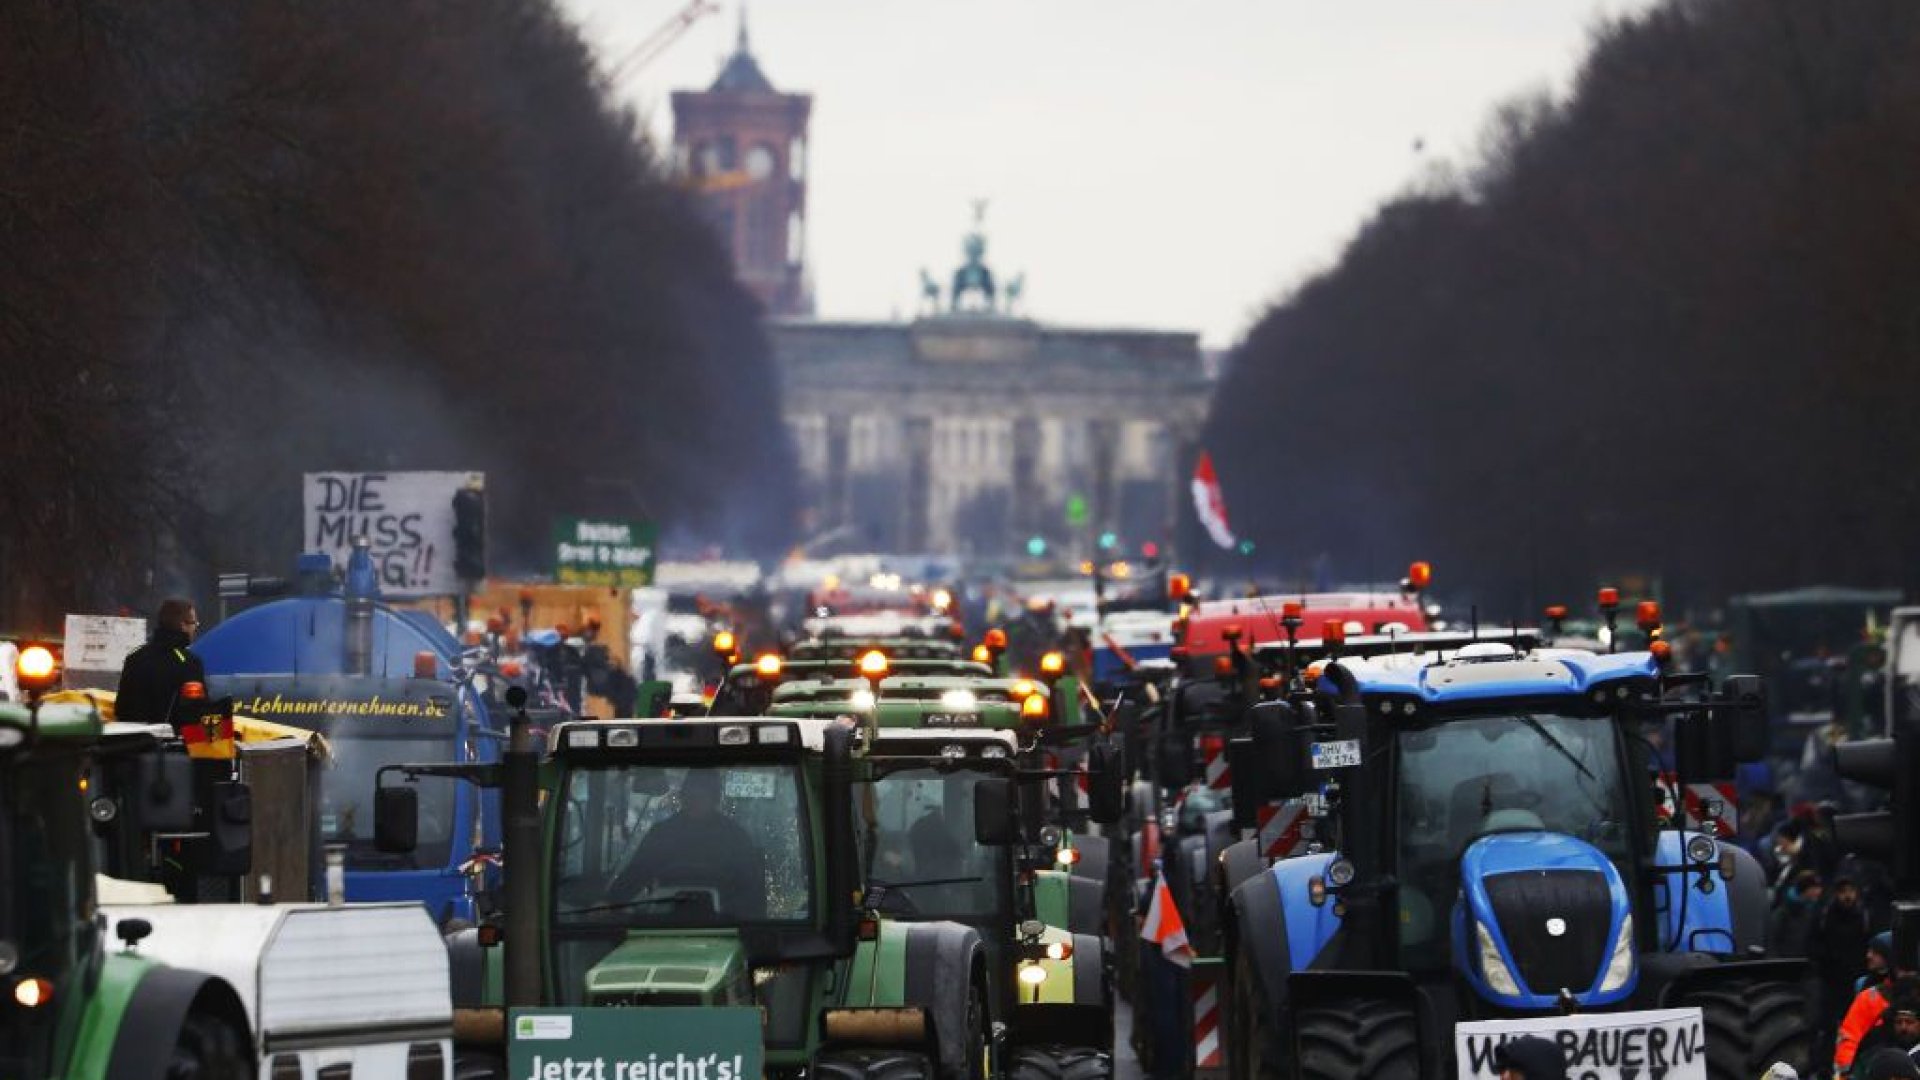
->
[[1494, 1036, 1569, 1080], [115, 598, 206, 730], [1819, 879, 1877, 1043], [1770, 870, 1825, 958], [1862, 1047, 1920, 1080]]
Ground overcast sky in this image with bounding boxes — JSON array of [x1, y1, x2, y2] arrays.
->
[[560, 0, 1656, 347]]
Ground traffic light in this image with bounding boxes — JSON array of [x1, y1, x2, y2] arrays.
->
[[1026, 535, 1047, 558], [1833, 727, 1920, 892], [1098, 531, 1118, 551], [452, 488, 486, 582]]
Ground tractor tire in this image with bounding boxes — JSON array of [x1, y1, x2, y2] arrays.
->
[[1293, 999, 1419, 1080], [956, 983, 990, 1080], [1228, 955, 1283, 1080], [454, 1050, 508, 1080], [164, 1006, 253, 1080], [814, 1050, 937, 1080], [1682, 977, 1811, 1080], [1006, 1045, 1114, 1080]]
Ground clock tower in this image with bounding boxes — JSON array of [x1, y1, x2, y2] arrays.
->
[[671, 19, 813, 317]]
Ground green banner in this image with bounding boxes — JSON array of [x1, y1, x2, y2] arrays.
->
[[554, 517, 657, 588], [509, 1007, 761, 1080]]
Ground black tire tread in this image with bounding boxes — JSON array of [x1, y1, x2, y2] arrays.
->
[[1683, 978, 1811, 1080], [1294, 999, 1419, 1080], [813, 1049, 936, 1080], [167, 1006, 253, 1080], [1007, 1045, 1114, 1080]]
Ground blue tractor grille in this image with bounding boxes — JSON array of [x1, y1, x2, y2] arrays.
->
[[1483, 869, 1612, 996]]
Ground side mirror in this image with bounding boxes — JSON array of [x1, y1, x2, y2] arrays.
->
[[375, 784, 420, 854], [131, 750, 195, 833], [1721, 675, 1769, 763], [206, 781, 252, 875], [1227, 737, 1269, 831], [973, 777, 1016, 846], [1675, 708, 1737, 783], [1086, 739, 1125, 826], [1249, 701, 1309, 799]]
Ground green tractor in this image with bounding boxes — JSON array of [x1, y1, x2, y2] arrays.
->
[[377, 693, 1003, 1078], [0, 675, 253, 1079], [765, 655, 1126, 1079]]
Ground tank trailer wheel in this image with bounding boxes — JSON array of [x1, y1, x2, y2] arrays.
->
[[1293, 999, 1419, 1080], [164, 1007, 253, 1080], [1006, 1045, 1114, 1080], [1683, 978, 1812, 1080]]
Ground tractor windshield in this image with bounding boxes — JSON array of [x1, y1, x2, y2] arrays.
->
[[551, 762, 813, 928], [1393, 711, 1631, 971], [859, 766, 1000, 921], [1, 757, 94, 997]]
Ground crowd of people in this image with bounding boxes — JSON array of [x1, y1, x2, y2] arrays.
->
[[1739, 799, 1916, 1078]]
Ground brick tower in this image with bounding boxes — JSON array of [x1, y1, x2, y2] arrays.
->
[[671, 18, 813, 317]]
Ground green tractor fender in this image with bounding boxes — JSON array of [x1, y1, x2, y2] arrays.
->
[[843, 919, 990, 1080], [69, 954, 252, 1080], [1030, 869, 1103, 938]]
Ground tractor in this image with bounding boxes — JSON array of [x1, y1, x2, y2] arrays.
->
[[1219, 629, 1808, 1079]]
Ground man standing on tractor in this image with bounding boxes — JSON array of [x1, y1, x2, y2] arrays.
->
[[116, 597, 206, 729]]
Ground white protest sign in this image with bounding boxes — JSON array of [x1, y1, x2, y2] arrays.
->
[[1456, 1008, 1706, 1080], [302, 471, 482, 598], [63, 615, 149, 673]]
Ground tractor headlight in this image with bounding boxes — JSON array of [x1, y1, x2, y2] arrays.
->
[[1475, 921, 1521, 997], [1599, 914, 1635, 993], [1684, 833, 1717, 865], [1017, 963, 1048, 987], [939, 689, 978, 712]]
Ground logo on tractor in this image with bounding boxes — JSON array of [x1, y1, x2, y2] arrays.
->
[[1545, 918, 1567, 938]]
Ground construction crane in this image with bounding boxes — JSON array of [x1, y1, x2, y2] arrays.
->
[[605, 0, 720, 84]]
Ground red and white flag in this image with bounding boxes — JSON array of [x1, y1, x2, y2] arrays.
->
[[1191, 451, 1236, 550], [1142, 869, 1195, 968]]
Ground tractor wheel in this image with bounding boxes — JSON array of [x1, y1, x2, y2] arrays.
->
[[956, 983, 990, 1080], [1682, 977, 1811, 1080], [814, 1050, 937, 1080], [1006, 1045, 1114, 1080], [1293, 999, 1419, 1080], [164, 1007, 252, 1080], [1228, 956, 1283, 1080], [454, 1050, 508, 1080]]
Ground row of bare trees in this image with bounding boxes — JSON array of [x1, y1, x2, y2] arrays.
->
[[0, 1, 795, 630], [1207, 0, 1920, 614]]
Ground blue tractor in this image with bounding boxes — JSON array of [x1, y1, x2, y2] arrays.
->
[[195, 544, 503, 921], [1220, 636, 1808, 1079]]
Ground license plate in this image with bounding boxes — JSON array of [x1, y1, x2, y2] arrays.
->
[[922, 713, 976, 727], [1310, 739, 1362, 769]]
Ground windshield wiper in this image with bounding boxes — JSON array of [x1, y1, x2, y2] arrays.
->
[[561, 890, 711, 917], [1515, 714, 1597, 782], [867, 875, 983, 890]]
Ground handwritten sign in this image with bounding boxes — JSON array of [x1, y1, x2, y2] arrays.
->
[[63, 615, 149, 673], [1456, 1007, 1706, 1080], [303, 471, 481, 597]]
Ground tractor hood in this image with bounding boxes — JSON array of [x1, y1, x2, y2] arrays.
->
[[1452, 831, 1636, 1010], [584, 931, 751, 1008]]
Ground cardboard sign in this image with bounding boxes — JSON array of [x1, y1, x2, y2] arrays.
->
[[508, 1007, 761, 1080], [63, 615, 149, 673], [1455, 1007, 1707, 1080], [302, 471, 482, 597]]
